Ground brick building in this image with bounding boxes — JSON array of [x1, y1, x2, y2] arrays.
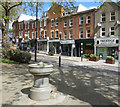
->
[[13, 4, 96, 56]]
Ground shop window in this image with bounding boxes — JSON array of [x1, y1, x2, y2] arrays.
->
[[69, 30, 73, 39], [64, 31, 67, 39], [86, 15, 91, 24], [101, 13, 106, 22], [80, 16, 83, 25], [101, 27, 105, 37], [110, 27, 115, 36], [110, 12, 115, 21], [79, 29, 83, 38]]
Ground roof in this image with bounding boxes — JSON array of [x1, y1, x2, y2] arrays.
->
[[18, 14, 40, 22]]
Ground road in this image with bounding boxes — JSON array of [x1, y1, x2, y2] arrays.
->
[[32, 53, 120, 106]]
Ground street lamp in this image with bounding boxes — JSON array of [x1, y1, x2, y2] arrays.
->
[[35, 2, 38, 62], [59, 32, 62, 67]]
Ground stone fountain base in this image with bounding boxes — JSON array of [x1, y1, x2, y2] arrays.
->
[[12, 90, 91, 106]]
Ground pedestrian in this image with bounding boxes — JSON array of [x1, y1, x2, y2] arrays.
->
[[111, 50, 115, 57]]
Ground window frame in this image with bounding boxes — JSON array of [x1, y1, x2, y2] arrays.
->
[[101, 13, 106, 22], [55, 30, 59, 38], [70, 18, 73, 27], [64, 30, 67, 40], [100, 27, 106, 37], [51, 19, 54, 27], [110, 12, 115, 21], [69, 30, 73, 39], [86, 28, 90, 38], [80, 16, 83, 25], [109, 26, 115, 36], [86, 15, 91, 24], [51, 30, 54, 38], [64, 20, 67, 27], [79, 29, 83, 38], [44, 30, 47, 38]]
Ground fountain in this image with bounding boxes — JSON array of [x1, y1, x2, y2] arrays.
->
[[28, 62, 54, 100]]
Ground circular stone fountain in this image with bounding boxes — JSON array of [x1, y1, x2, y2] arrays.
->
[[28, 62, 53, 100]]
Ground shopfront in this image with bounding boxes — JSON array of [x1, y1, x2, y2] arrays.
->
[[75, 38, 94, 57], [94, 37, 119, 59]]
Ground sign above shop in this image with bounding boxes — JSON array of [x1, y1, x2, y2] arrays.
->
[[99, 38, 118, 45]]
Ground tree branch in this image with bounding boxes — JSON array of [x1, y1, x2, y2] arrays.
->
[[8, 2, 22, 11]]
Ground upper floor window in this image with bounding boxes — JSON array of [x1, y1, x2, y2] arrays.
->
[[70, 18, 73, 26], [19, 23, 20, 29], [80, 29, 83, 38], [28, 31, 29, 38], [51, 31, 54, 38], [64, 31, 67, 39], [51, 19, 54, 27], [69, 30, 73, 39], [110, 12, 115, 21], [101, 27, 105, 37], [25, 23, 27, 30], [101, 13, 106, 22], [80, 16, 83, 25], [64, 20, 67, 27], [44, 19, 46, 26], [32, 23, 34, 29], [110, 27, 115, 36], [40, 31, 42, 38], [40, 20, 42, 27], [28, 22, 29, 29], [86, 15, 91, 24], [44, 30, 47, 38], [56, 19, 58, 26], [55, 30, 58, 38], [86, 28, 90, 38], [32, 32, 34, 39]]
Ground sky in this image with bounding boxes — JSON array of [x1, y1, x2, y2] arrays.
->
[[9, 1, 104, 29]]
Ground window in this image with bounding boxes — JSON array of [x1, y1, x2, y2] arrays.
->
[[28, 22, 29, 29], [40, 31, 42, 38], [40, 20, 42, 27], [101, 13, 106, 22], [69, 30, 73, 39], [19, 23, 20, 29], [80, 29, 83, 38], [110, 27, 115, 36], [35, 31, 37, 37], [28, 31, 29, 38], [56, 19, 58, 26], [51, 31, 54, 38], [80, 16, 83, 25], [64, 20, 67, 27], [32, 32, 34, 39], [110, 12, 115, 21], [64, 31, 67, 39], [44, 19, 46, 26], [35, 22, 37, 28], [25, 32, 27, 38], [86, 28, 90, 38], [70, 18, 73, 26], [44, 30, 47, 38], [32, 23, 34, 29], [21, 23, 23, 29], [25, 23, 27, 30], [86, 15, 91, 24], [101, 27, 105, 37], [51, 19, 54, 27], [55, 30, 58, 38]]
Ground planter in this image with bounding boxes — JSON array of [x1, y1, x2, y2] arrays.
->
[[90, 57, 99, 61], [106, 59, 115, 64]]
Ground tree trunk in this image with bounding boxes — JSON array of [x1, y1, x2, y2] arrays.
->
[[2, 22, 9, 47]]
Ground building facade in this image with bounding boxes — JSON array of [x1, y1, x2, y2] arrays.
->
[[94, 2, 120, 59]]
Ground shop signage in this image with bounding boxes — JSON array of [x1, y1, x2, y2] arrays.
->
[[99, 39, 117, 44]]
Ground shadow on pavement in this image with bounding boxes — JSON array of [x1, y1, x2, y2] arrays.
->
[[50, 67, 119, 107]]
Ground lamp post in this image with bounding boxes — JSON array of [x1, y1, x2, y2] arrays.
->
[[35, 2, 38, 62], [59, 32, 62, 67]]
